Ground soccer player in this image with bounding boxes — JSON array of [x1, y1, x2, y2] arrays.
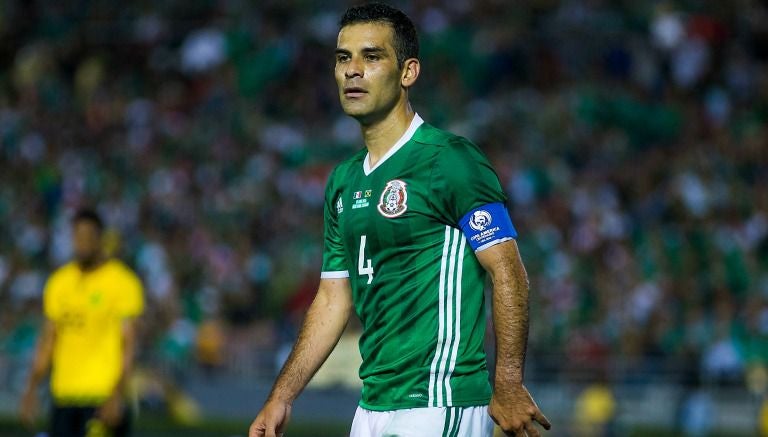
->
[[20, 209, 144, 437], [250, 3, 550, 437]]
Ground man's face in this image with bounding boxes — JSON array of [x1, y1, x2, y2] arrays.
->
[[72, 221, 102, 264], [335, 23, 405, 124]]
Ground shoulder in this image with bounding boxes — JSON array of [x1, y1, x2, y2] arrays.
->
[[333, 149, 367, 175], [413, 125, 493, 178], [325, 149, 366, 191], [414, 123, 486, 161], [48, 262, 78, 284], [103, 259, 141, 283], [45, 262, 78, 299]]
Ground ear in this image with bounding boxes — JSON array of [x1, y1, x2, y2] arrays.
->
[[401, 58, 420, 88]]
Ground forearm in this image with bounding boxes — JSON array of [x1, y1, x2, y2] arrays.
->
[[26, 322, 55, 390], [267, 278, 352, 404], [492, 274, 529, 385], [114, 320, 137, 395], [487, 245, 530, 386]]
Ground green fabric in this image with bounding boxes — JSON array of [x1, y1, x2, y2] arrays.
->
[[322, 122, 503, 410]]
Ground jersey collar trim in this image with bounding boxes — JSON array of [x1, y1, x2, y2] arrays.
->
[[363, 113, 424, 176]]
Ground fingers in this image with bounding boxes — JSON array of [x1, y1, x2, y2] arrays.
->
[[502, 411, 550, 436], [249, 419, 278, 437], [524, 421, 540, 437], [249, 422, 265, 437], [531, 409, 551, 430], [20, 412, 32, 427], [501, 419, 524, 436], [97, 405, 120, 427], [20, 397, 37, 428]]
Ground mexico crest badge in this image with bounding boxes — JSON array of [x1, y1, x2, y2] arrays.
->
[[377, 179, 408, 218]]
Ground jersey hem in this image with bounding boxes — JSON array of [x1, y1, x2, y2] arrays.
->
[[52, 395, 110, 407], [358, 397, 491, 412]]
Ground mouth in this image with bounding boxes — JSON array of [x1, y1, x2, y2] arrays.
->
[[344, 86, 368, 98]]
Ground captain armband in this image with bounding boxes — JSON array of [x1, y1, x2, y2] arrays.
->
[[458, 202, 518, 252]]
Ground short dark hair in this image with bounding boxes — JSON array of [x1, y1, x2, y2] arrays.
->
[[72, 208, 104, 233], [340, 2, 419, 68]]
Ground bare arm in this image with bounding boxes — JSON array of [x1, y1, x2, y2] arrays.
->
[[250, 277, 353, 437], [476, 240, 529, 386], [98, 318, 138, 425], [476, 240, 550, 436], [20, 320, 56, 425]]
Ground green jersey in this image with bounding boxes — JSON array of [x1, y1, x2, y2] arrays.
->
[[321, 115, 509, 411]]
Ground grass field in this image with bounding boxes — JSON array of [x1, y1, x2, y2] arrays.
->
[[0, 415, 754, 437], [0, 415, 349, 437]]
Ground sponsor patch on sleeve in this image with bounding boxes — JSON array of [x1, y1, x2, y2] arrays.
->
[[459, 202, 517, 252]]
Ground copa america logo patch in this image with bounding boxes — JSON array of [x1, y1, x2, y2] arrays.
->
[[469, 210, 492, 231], [377, 179, 408, 218]]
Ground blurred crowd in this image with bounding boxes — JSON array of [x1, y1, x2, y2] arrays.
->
[[0, 0, 766, 398]]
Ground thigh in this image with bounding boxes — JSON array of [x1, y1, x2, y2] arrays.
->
[[51, 406, 97, 437], [50, 406, 72, 437]]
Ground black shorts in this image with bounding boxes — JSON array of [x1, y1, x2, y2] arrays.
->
[[51, 404, 131, 437]]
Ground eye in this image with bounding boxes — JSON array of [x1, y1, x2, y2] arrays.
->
[[365, 54, 380, 62], [336, 53, 350, 63]]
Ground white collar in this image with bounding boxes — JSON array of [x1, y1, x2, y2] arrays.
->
[[363, 113, 424, 176]]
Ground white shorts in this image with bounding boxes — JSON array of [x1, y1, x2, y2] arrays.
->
[[350, 405, 494, 437]]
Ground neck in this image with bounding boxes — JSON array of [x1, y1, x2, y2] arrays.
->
[[78, 255, 106, 272], [360, 100, 415, 168]]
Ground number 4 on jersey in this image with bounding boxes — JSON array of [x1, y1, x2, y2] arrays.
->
[[358, 235, 374, 284]]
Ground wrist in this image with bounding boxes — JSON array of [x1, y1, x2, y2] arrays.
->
[[266, 392, 295, 405], [494, 366, 524, 386]]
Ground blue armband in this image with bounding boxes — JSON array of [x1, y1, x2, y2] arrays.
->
[[459, 202, 517, 252]]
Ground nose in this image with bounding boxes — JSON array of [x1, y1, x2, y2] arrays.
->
[[345, 55, 363, 79]]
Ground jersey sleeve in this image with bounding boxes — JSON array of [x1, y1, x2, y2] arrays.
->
[[430, 138, 507, 223], [43, 273, 61, 321], [321, 167, 349, 278], [430, 138, 517, 251], [118, 268, 144, 318]]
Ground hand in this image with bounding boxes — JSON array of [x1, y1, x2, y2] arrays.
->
[[249, 400, 292, 437], [489, 384, 551, 437], [19, 387, 39, 428], [97, 394, 124, 427]]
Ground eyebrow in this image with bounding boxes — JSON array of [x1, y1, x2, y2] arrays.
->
[[335, 46, 388, 56]]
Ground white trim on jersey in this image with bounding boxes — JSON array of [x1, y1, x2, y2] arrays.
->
[[475, 237, 514, 253], [320, 270, 350, 278], [428, 226, 452, 406], [445, 236, 466, 404], [438, 228, 460, 405], [363, 113, 424, 176], [428, 226, 466, 407]]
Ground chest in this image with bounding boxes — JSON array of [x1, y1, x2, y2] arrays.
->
[[336, 162, 435, 237], [53, 273, 121, 328]]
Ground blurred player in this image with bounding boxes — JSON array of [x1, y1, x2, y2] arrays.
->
[[20, 208, 144, 437], [250, 3, 549, 437]]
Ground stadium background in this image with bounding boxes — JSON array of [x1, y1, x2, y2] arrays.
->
[[0, 0, 766, 436]]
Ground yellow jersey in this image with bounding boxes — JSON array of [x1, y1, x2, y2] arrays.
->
[[43, 259, 144, 403]]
